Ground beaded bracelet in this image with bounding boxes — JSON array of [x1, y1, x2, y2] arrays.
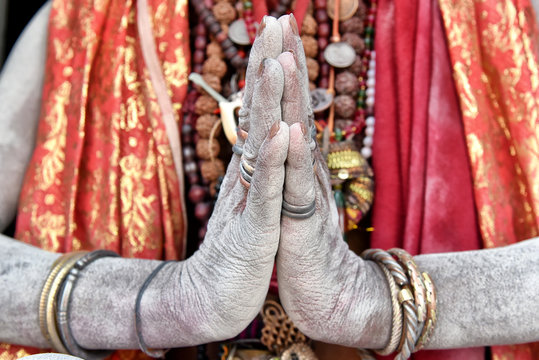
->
[[39, 251, 88, 353], [56, 250, 119, 359]]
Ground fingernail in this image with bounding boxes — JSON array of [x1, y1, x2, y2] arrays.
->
[[288, 49, 300, 69], [269, 121, 280, 139], [258, 58, 267, 77], [289, 14, 299, 36], [300, 122, 307, 136], [257, 16, 267, 37]]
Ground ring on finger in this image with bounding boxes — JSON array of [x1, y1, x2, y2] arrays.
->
[[281, 199, 316, 219], [239, 158, 255, 188]]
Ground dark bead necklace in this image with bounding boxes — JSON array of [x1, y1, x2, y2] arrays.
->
[[192, 1, 248, 69]]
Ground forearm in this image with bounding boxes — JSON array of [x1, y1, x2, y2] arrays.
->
[[417, 237, 539, 349], [70, 240, 274, 350], [0, 235, 60, 347], [0, 228, 274, 350], [352, 238, 539, 350], [0, 235, 161, 349]]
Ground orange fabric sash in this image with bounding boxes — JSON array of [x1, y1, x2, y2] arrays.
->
[[439, 0, 539, 358], [2, 0, 190, 358]]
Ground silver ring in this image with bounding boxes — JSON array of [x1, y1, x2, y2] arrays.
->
[[240, 160, 253, 184], [282, 200, 316, 214], [241, 159, 254, 176], [281, 199, 316, 219], [282, 206, 316, 219], [232, 144, 243, 156]]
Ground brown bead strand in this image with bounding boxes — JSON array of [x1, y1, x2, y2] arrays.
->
[[332, 5, 366, 134], [192, 0, 248, 69], [189, 10, 229, 242], [183, 22, 214, 243], [314, 0, 330, 91], [301, 9, 320, 91]]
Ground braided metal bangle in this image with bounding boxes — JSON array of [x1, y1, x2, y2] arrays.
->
[[361, 249, 419, 360], [388, 248, 428, 333], [135, 261, 175, 358], [414, 272, 437, 351], [373, 261, 403, 355], [56, 250, 119, 359], [40, 252, 88, 353]]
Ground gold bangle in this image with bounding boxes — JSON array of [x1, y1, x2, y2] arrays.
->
[[39, 252, 83, 345], [39, 251, 87, 352], [414, 272, 437, 351]]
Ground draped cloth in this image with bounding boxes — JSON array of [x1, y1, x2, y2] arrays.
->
[[373, 0, 539, 358], [438, 0, 539, 358], [372, 0, 483, 358], [1, 0, 190, 359]]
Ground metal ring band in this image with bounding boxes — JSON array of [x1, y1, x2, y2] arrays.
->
[[310, 124, 317, 140], [282, 200, 316, 215], [241, 158, 254, 175], [135, 261, 175, 358], [232, 144, 243, 156], [239, 174, 251, 189], [43, 252, 88, 353], [57, 250, 119, 359], [281, 205, 316, 219], [239, 161, 253, 184]]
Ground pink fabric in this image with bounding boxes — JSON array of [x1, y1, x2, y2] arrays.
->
[[372, 0, 482, 357]]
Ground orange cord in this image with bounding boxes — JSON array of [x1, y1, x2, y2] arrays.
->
[[327, 0, 341, 134]]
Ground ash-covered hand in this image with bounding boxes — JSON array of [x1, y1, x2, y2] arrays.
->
[[273, 15, 539, 354], [160, 17, 291, 343], [0, 17, 293, 350], [274, 15, 392, 349]]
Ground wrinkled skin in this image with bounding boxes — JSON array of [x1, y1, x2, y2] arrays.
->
[[0, 12, 291, 349], [274, 13, 539, 352], [1, 4, 539, 354]]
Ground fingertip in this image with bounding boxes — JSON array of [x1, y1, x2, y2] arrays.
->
[[252, 58, 284, 110], [288, 122, 309, 160], [253, 16, 283, 59], [277, 51, 296, 74], [258, 58, 284, 85], [259, 121, 289, 166]]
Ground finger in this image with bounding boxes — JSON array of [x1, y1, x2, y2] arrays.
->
[[277, 51, 306, 127], [283, 122, 315, 208], [242, 58, 284, 170], [279, 15, 308, 88], [278, 14, 312, 126], [242, 121, 289, 234], [239, 16, 283, 134]]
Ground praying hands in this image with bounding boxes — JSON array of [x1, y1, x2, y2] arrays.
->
[[0, 8, 538, 360]]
